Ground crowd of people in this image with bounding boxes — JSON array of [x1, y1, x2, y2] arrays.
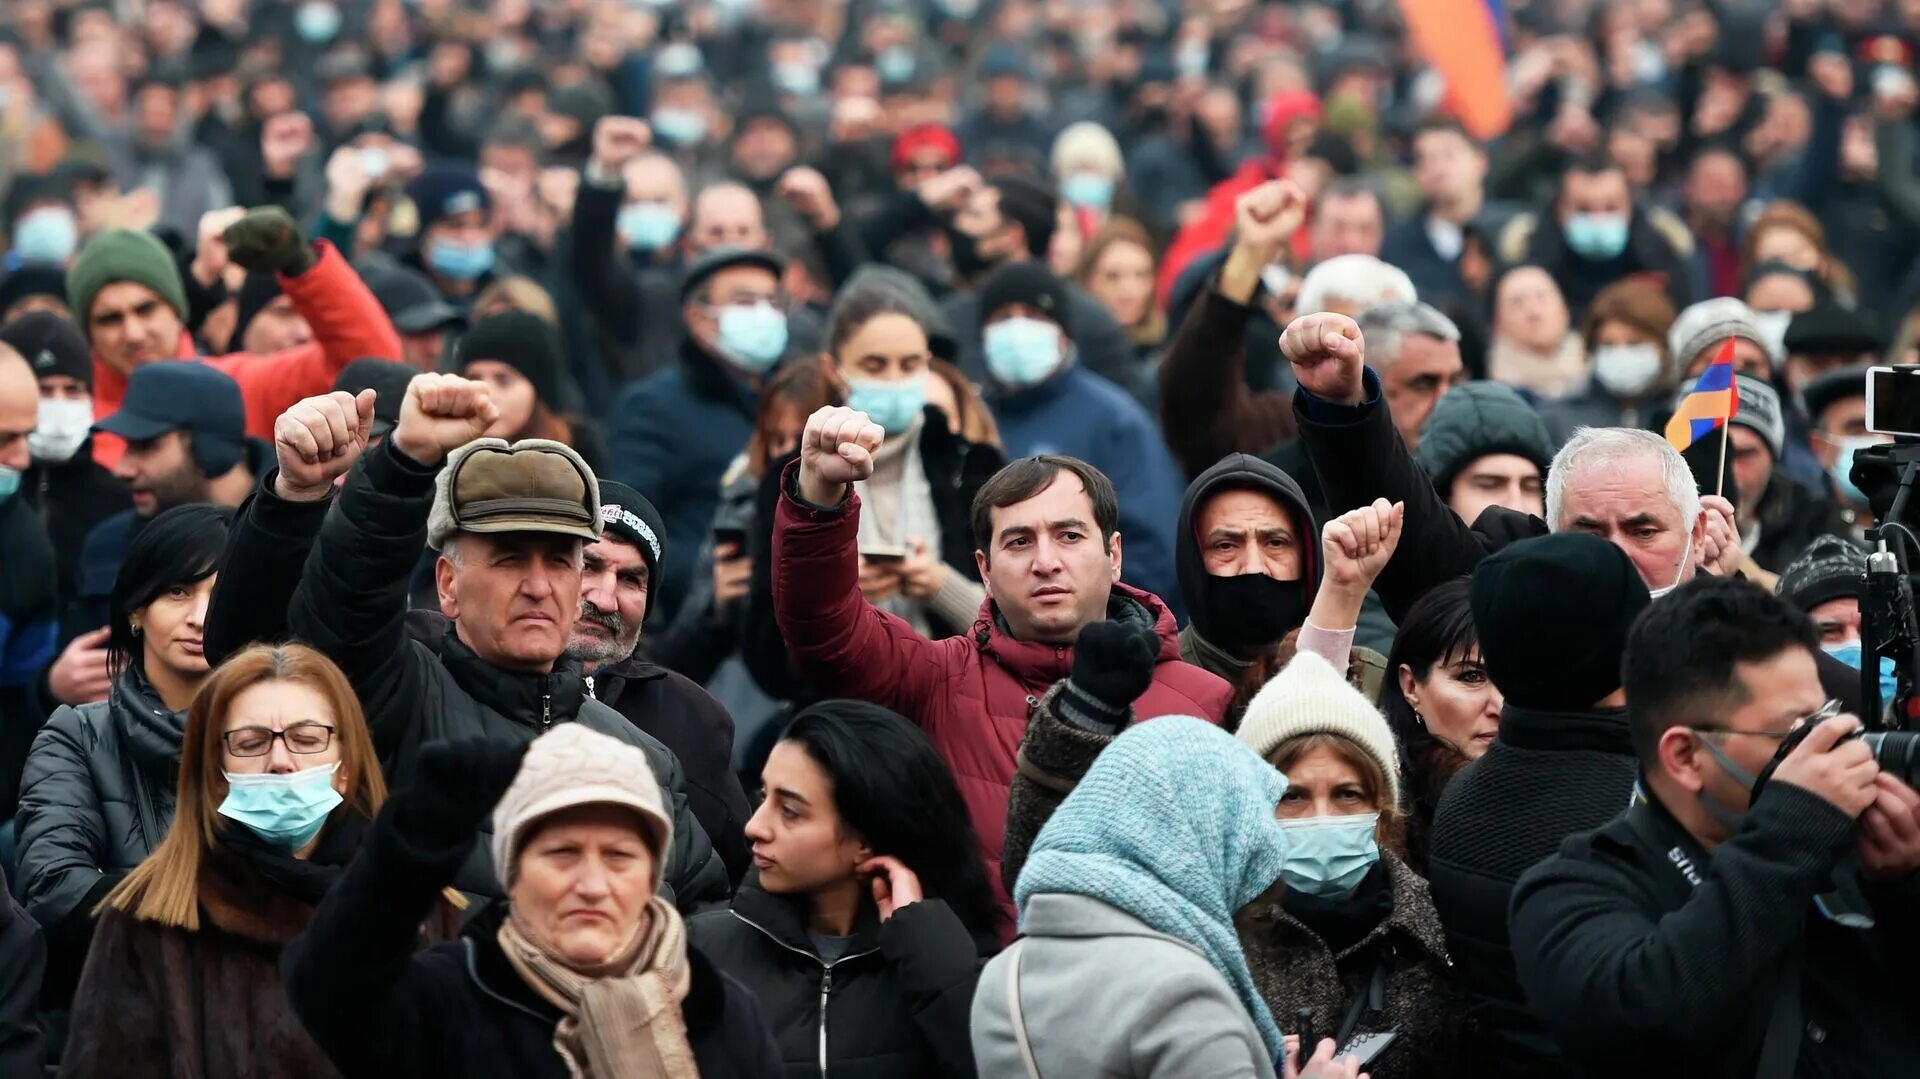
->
[[3, 0, 1920, 1075]]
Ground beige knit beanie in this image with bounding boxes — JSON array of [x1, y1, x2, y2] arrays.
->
[[491, 724, 672, 890], [1236, 651, 1403, 805]]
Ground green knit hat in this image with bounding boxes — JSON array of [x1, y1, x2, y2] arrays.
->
[[66, 229, 189, 340]]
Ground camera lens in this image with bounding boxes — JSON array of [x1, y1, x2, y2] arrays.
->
[[1861, 731, 1920, 787]]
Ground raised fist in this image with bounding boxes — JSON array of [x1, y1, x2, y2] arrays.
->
[[916, 166, 983, 214], [776, 166, 839, 231], [223, 206, 316, 276], [1069, 618, 1161, 713], [796, 405, 884, 507], [1322, 498, 1404, 593], [190, 206, 248, 289], [591, 115, 652, 174], [274, 389, 377, 501], [391, 374, 500, 468], [1232, 179, 1307, 263], [1279, 312, 1367, 406]]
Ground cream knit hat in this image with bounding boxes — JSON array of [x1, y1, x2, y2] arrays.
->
[[1236, 651, 1402, 805], [490, 724, 672, 889]]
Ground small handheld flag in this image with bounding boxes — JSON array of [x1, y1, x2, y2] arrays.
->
[[1664, 339, 1741, 454]]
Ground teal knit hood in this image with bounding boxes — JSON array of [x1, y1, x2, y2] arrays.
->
[[1016, 716, 1290, 1060]]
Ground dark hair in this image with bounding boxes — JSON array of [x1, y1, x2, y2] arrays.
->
[[991, 173, 1058, 260], [108, 504, 234, 677], [823, 278, 929, 360], [1623, 576, 1819, 763], [1378, 578, 1480, 752], [781, 701, 1003, 940], [746, 360, 837, 478], [970, 455, 1118, 556], [1564, 153, 1627, 184], [1319, 176, 1384, 218]]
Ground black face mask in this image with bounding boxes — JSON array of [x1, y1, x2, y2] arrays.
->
[[1196, 573, 1309, 652]]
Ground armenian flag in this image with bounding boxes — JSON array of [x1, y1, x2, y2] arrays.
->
[[1399, 0, 1512, 140], [1664, 339, 1741, 453]]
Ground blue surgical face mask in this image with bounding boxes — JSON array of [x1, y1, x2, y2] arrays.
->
[[1824, 640, 1898, 705], [1275, 812, 1381, 898], [1061, 172, 1116, 211], [1693, 735, 1759, 832], [983, 316, 1065, 388], [846, 375, 928, 435], [11, 208, 78, 265], [1563, 212, 1631, 260], [428, 239, 495, 282], [294, 1, 342, 43], [715, 303, 788, 372], [219, 762, 344, 849], [0, 465, 20, 505], [650, 107, 708, 147], [1833, 435, 1880, 505], [773, 62, 821, 97], [617, 202, 681, 253], [877, 47, 917, 84]]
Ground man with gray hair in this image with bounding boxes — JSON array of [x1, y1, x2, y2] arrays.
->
[[1295, 253, 1418, 317], [1353, 301, 1468, 451], [1281, 308, 1868, 711]]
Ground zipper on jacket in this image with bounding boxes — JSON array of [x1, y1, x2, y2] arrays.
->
[[728, 910, 880, 1078], [540, 676, 552, 729]]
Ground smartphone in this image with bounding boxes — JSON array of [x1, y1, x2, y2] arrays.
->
[[859, 544, 908, 564], [1865, 366, 1920, 438], [1339, 1031, 1398, 1068]]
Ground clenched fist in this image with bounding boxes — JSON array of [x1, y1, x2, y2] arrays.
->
[[275, 390, 377, 501], [776, 166, 839, 231], [391, 374, 500, 468], [1232, 179, 1307, 264], [1280, 312, 1367, 406], [1322, 498, 1405, 593], [591, 115, 652, 174], [797, 405, 884, 508]]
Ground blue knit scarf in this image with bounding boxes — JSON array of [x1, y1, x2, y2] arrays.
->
[[1015, 715, 1289, 1061]]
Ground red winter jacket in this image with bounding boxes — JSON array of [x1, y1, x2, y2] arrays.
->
[[772, 468, 1233, 925], [90, 241, 402, 467]]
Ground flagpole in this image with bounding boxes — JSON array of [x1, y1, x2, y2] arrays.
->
[[1715, 415, 1729, 498]]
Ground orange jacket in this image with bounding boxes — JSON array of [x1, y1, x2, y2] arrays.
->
[[91, 241, 401, 467]]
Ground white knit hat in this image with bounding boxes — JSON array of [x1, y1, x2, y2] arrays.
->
[[490, 724, 672, 889], [1236, 651, 1402, 805]]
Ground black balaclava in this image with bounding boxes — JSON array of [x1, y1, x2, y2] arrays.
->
[[1175, 454, 1323, 655]]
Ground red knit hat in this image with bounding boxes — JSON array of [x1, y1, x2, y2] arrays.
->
[[1261, 90, 1323, 160], [891, 124, 962, 174]]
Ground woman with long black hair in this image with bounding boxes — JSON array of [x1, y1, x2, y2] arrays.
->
[[690, 699, 999, 1078]]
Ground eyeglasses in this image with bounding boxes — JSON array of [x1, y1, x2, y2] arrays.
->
[[1689, 699, 1842, 740], [223, 723, 336, 757]]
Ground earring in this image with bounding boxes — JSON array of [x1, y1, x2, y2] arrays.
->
[[130, 622, 141, 637], [1412, 708, 1426, 728]]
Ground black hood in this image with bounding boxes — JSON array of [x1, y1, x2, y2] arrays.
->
[[1175, 453, 1322, 643]]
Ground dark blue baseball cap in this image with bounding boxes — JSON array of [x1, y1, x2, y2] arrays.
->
[[94, 362, 247, 473]]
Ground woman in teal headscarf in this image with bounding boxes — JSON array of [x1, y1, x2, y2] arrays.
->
[[972, 715, 1363, 1078]]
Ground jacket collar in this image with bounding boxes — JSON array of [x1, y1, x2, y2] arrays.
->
[[115, 664, 190, 780], [194, 845, 319, 946], [987, 361, 1078, 414], [588, 653, 670, 705], [677, 337, 763, 415], [728, 875, 882, 959], [1243, 853, 1451, 965], [439, 627, 586, 728], [1494, 703, 1635, 756], [971, 585, 1179, 689]]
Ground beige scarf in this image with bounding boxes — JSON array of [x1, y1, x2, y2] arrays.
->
[[498, 897, 698, 1079], [1488, 333, 1589, 400]]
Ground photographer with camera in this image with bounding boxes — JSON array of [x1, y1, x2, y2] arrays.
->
[[1511, 576, 1920, 1076]]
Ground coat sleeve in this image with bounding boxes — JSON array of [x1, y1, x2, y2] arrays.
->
[[213, 242, 404, 440], [1102, 405, 1185, 613], [568, 177, 644, 345], [770, 462, 948, 721], [1293, 372, 1500, 622], [1129, 948, 1274, 1078], [1509, 784, 1857, 1060], [203, 481, 333, 664], [607, 379, 677, 531], [642, 727, 731, 913], [1000, 683, 1123, 895], [1158, 283, 1295, 478], [880, 899, 985, 1079], [14, 710, 115, 942], [0, 880, 45, 1076], [287, 440, 438, 759], [59, 910, 170, 1077], [283, 800, 463, 1079]]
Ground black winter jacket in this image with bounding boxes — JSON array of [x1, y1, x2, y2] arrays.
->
[[0, 870, 45, 1077], [15, 665, 184, 1003], [688, 879, 987, 1079], [1512, 783, 1920, 1078], [284, 800, 780, 1079], [1425, 704, 1638, 1078], [274, 441, 728, 908], [23, 439, 129, 610]]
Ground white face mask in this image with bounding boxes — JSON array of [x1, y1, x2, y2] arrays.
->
[[29, 398, 94, 464], [1752, 310, 1792, 361], [1647, 527, 1694, 600], [1590, 343, 1663, 397]]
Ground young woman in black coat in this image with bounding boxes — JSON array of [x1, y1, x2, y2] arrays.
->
[[689, 700, 1001, 1079]]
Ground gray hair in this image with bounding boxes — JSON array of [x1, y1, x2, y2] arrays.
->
[[1355, 301, 1460, 370], [1545, 427, 1701, 534], [1296, 254, 1417, 316]]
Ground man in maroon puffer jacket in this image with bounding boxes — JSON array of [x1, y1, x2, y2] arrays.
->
[[773, 405, 1232, 927]]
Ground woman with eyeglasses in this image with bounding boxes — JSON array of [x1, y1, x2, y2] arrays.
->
[[62, 642, 435, 1077], [15, 503, 233, 1011]]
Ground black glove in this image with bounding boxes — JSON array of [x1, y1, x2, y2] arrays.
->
[[1055, 619, 1160, 733], [222, 206, 316, 275], [391, 738, 529, 851]]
